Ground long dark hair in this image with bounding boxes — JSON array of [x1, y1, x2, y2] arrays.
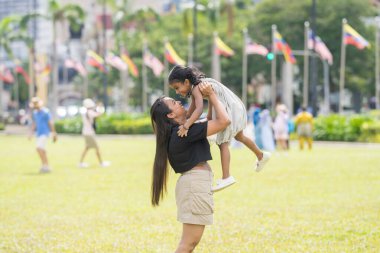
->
[[150, 97, 175, 206], [168, 65, 206, 86]]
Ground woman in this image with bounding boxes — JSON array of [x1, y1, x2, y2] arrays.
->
[[150, 83, 230, 253]]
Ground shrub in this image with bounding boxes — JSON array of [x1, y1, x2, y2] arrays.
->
[[55, 113, 153, 135], [0, 122, 5, 131]]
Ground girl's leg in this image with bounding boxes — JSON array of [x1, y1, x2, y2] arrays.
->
[[235, 131, 263, 160], [218, 142, 231, 179], [175, 224, 205, 253], [95, 147, 103, 164]]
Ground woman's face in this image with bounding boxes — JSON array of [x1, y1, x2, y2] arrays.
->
[[170, 79, 191, 97], [163, 97, 186, 119]]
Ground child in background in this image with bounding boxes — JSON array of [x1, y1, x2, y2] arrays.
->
[[168, 65, 271, 192]]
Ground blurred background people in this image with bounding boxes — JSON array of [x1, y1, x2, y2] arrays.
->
[[28, 97, 57, 173], [79, 98, 110, 168], [295, 106, 314, 150]]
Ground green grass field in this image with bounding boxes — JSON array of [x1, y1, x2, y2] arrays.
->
[[0, 135, 379, 253]]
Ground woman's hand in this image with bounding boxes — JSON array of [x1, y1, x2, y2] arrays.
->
[[198, 82, 214, 97]]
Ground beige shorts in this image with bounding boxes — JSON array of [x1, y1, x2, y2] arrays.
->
[[84, 135, 98, 149], [297, 123, 312, 138], [175, 169, 214, 225]]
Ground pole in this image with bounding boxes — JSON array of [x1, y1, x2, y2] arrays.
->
[[52, 20, 58, 118], [376, 16, 380, 109], [339, 18, 347, 114], [310, 0, 318, 116], [142, 39, 148, 112], [242, 28, 248, 107], [303, 21, 310, 107], [211, 32, 221, 82], [323, 60, 330, 114], [102, 0, 108, 111], [271, 24, 277, 109], [188, 33, 193, 66], [14, 70, 19, 111], [193, 0, 198, 63], [164, 38, 169, 97]]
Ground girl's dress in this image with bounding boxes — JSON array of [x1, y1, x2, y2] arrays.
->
[[201, 78, 247, 145]]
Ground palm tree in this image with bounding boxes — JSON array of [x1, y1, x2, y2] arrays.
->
[[0, 15, 33, 119], [26, 0, 85, 117]]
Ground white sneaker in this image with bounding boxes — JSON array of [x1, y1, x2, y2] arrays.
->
[[255, 152, 271, 172], [212, 176, 236, 192], [39, 166, 51, 174], [101, 161, 111, 167], [78, 162, 89, 168]]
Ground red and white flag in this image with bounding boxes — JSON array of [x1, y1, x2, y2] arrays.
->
[[245, 41, 268, 56], [143, 50, 164, 77], [308, 31, 333, 65], [74, 61, 87, 77], [0, 65, 14, 83]]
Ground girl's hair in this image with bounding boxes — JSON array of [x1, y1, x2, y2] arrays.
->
[[168, 65, 206, 86], [150, 97, 175, 206]]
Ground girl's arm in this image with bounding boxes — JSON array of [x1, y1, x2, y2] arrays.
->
[[207, 101, 212, 120], [183, 85, 204, 129], [186, 95, 196, 119]]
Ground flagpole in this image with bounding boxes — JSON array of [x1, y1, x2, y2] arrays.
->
[[271, 25, 277, 109], [339, 18, 347, 114], [242, 28, 248, 107], [84, 75, 88, 98], [164, 37, 169, 97], [142, 39, 148, 112], [303, 21, 310, 107], [188, 34, 193, 66], [376, 16, 380, 109], [28, 51, 35, 101], [323, 60, 330, 114], [14, 70, 19, 111], [212, 31, 221, 82]]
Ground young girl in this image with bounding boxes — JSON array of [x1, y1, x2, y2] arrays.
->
[[168, 65, 271, 192]]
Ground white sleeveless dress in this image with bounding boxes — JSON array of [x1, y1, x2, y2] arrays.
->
[[201, 78, 247, 145]]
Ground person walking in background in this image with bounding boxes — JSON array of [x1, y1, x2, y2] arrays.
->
[[168, 65, 271, 192], [295, 106, 314, 150], [252, 104, 263, 149], [150, 83, 230, 253], [259, 108, 275, 152], [273, 104, 289, 151], [78, 99, 110, 168], [28, 97, 57, 173]]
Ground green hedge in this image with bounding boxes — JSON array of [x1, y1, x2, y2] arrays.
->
[[313, 113, 380, 142], [55, 113, 153, 135], [0, 122, 4, 131]]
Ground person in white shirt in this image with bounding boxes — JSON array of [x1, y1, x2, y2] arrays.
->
[[78, 98, 110, 168]]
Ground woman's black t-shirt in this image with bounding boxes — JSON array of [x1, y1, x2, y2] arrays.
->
[[168, 121, 212, 173]]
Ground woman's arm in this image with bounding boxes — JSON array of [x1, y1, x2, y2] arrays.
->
[[207, 101, 212, 121], [198, 83, 230, 136]]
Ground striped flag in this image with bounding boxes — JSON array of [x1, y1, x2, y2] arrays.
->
[[164, 42, 186, 65], [65, 58, 88, 77], [106, 53, 128, 71], [308, 31, 333, 65], [144, 50, 164, 77], [121, 52, 139, 77], [245, 40, 268, 56], [343, 24, 370, 50], [215, 36, 234, 57], [274, 31, 296, 64], [86, 50, 106, 72], [0, 65, 14, 83]]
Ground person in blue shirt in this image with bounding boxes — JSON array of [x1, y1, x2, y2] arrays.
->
[[28, 97, 57, 173]]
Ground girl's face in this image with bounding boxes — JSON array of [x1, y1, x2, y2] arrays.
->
[[170, 79, 191, 97]]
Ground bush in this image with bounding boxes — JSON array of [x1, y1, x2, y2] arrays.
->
[[0, 122, 5, 131], [313, 114, 374, 142], [55, 113, 153, 135], [359, 121, 380, 142]]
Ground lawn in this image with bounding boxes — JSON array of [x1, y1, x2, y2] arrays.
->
[[0, 135, 379, 253]]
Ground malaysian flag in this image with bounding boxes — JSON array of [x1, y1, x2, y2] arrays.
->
[[245, 40, 268, 56], [144, 50, 164, 77], [308, 31, 333, 65]]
